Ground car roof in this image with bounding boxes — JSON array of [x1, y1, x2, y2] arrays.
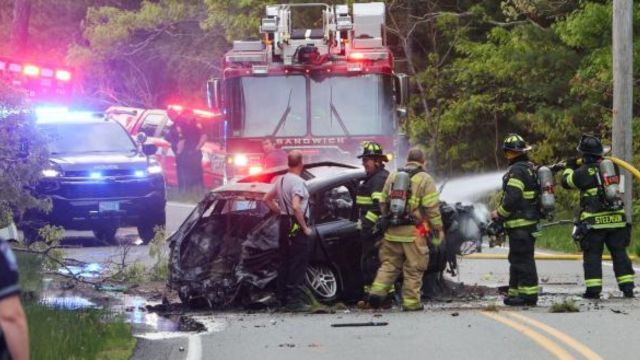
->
[[212, 162, 366, 195]]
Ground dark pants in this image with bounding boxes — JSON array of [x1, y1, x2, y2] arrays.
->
[[507, 225, 538, 301], [360, 228, 380, 292], [278, 216, 312, 304], [581, 225, 634, 294], [177, 150, 203, 191]]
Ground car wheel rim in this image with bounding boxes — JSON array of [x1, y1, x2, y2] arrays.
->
[[305, 265, 337, 299]]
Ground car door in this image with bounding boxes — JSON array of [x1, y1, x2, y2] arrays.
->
[[309, 181, 363, 301]]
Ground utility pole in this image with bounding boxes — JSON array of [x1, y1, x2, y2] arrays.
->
[[612, 0, 633, 222]]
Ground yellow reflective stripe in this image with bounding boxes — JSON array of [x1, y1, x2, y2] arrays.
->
[[508, 288, 519, 296], [591, 222, 627, 229], [507, 178, 525, 191], [518, 285, 539, 295], [408, 196, 419, 206], [356, 196, 373, 205], [380, 192, 388, 202], [585, 278, 602, 287], [497, 205, 511, 217], [370, 281, 391, 294], [563, 169, 576, 188], [384, 233, 416, 242], [421, 192, 439, 206], [522, 191, 536, 199], [402, 297, 421, 308], [617, 274, 634, 284], [371, 192, 383, 201], [582, 188, 598, 197], [365, 211, 379, 223], [430, 215, 443, 226], [504, 219, 537, 229], [580, 210, 625, 219]]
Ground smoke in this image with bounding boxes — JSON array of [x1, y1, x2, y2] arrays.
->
[[456, 203, 489, 242], [438, 171, 503, 203]]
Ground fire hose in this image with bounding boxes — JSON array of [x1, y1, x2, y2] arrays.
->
[[472, 155, 640, 260]]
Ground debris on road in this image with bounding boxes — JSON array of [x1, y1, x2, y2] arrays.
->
[[331, 322, 388, 327], [549, 299, 580, 313], [610, 308, 628, 315], [451, 312, 460, 317]]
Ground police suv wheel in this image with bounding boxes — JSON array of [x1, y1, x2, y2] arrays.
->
[[305, 264, 339, 302], [92, 226, 118, 245]]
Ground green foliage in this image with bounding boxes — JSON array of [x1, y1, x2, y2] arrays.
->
[[148, 226, 169, 281], [113, 261, 147, 283], [68, 0, 227, 107], [29, 225, 66, 269], [26, 304, 136, 360], [0, 82, 49, 228], [549, 299, 579, 313]]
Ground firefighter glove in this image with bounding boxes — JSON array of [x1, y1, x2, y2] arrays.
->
[[565, 157, 581, 170]]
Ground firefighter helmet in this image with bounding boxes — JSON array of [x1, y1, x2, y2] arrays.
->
[[357, 141, 388, 161], [502, 134, 532, 153], [576, 135, 605, 156]]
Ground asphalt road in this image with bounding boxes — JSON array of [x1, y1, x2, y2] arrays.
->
[[61, 201, 195, 267], [149, 247, 640, 360], [56, 203, 640, 359]]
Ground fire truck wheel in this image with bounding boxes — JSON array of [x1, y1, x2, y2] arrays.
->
[[137, 211, 166, 244], [92, 226, 118, 245]]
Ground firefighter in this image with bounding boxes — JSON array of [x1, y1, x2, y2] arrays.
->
[[491, 134, 541, 306], [368, 147, 444, 311], [560, 135, 634, 299], [355, 141, 390, 299]]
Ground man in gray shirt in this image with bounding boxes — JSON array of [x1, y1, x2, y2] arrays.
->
[[264, 150, 313, 311]]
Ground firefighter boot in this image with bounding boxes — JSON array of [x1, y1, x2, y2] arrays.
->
[[621, 284, 634, 298], [503, 296, 537, 306], [582, 291, 600, 300], [367, 294, 386, 309]]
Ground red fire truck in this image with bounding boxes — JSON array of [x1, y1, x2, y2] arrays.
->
[[206, 2, 409, 180], [106, 105, 226, 189]]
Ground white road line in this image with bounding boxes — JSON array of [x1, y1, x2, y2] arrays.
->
[[186, 334, 202, 360]]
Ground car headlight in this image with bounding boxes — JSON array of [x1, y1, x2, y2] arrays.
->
[[147, 164, 163, 175], [233, 154, 248, 167], [42, 169, 61, 177]]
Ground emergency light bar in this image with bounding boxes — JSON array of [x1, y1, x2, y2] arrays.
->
[[35, 107, 102, 124], [0, 57, 73, 103]]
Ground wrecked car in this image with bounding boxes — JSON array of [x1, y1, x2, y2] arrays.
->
[[168, 163, 488, 308]]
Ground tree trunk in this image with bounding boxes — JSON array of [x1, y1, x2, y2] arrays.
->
[[10, 0, 32, 57]]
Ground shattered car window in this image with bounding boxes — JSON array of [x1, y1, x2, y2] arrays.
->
[[314, 185, 353, 223]]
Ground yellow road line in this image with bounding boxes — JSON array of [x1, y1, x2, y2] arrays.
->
[[480, 311, 575, 360], [505, 312, 603, 360], [464, 253, 636, 261]]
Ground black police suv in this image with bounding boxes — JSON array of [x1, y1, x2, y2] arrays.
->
[[21, 114, 166, 245]]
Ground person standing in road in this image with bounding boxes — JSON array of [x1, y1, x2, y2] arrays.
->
[[262, 138, 288, 170], [176, 111, 207, 191], [560, 135, 634, 299], [355, 142, 389, 301], [368, 147, 444, 311], [0, 237, 29, 360], [263, 150, 314, 312], [491, 134, 541, 306]]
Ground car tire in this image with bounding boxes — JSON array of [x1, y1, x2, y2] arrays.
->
[[137, 210, 166, 245], [21, 227, 41, 246], [92, 226, 118, 245], [305, 264, 340, 302]]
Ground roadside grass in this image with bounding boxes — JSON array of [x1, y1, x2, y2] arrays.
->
[[15, 252, 137, 360], [536, 223, 640, 258], [26, 304, 136, 360]]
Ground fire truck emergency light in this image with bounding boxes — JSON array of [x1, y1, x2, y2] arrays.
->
[[23, 65, 40, 77], [55, 70, 72, 82]]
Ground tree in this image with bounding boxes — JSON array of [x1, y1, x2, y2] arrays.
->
[[9, 0, 31, 56], [68, 0, 227, 108], [0, 81, 49, 228]]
